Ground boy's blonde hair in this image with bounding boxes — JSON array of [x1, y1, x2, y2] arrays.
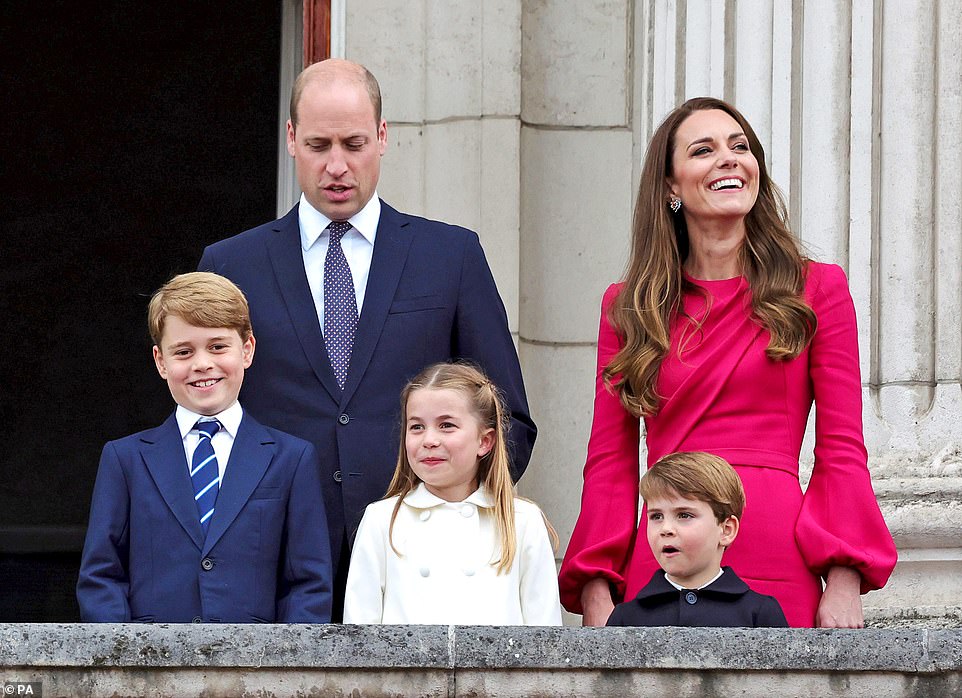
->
[[385, 362, 552, 574], [640, 451, 745, 523], [148, 272, 252, 346]]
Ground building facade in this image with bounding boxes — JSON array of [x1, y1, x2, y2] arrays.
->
[[311, 0, 962, 626]]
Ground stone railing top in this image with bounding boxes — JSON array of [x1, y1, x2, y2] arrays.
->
[[2, 624, 961, 674]]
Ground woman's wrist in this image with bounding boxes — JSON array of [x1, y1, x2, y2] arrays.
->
[[581, 577, 614, 606]]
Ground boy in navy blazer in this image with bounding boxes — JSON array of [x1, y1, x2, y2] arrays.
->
[[77, 272, 332, 622], [607, 452, 787, 628]]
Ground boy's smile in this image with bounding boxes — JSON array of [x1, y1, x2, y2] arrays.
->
[[645, 492, 738, 589], [153, 315, 255, 416]]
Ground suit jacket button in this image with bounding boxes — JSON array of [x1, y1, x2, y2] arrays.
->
[[338, 414, 350, 425], [333, 470, 342, 482], [685, 591, 698, 605], [201, 558, 214, 571], [192, 616, 202, 623]]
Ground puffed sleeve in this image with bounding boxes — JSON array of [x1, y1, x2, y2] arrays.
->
[[558, 284, 642, 613], [795, 263, 897, 592], [343, 503, 387, 624], [517, 501, 563, 626]]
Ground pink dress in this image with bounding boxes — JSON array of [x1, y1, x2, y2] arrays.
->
[[558, 262, 897, 627]]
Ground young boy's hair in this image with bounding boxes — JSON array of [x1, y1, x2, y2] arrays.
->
[[148, 272, 253, 345], [640, 451, 746, 523], [384, 361, 539, 574]]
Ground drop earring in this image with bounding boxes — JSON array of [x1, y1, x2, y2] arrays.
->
[[669, 197, 682, 214]]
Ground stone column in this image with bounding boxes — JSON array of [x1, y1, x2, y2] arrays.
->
[[344, 0, 524, 338], [515, 0, 635, 571]]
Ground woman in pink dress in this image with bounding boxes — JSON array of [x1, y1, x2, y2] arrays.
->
[[558, 98, 897, 628]]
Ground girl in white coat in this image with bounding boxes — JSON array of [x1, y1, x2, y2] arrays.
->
[[343, 362, 562, 625]]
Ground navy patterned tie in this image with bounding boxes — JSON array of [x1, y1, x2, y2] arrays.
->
[[190, 420, 221, 534], [324, 221, 358, 389]]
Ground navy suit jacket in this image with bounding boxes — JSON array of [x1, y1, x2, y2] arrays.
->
[[198, 201, 536, 575], [77, 411, 333, 623]]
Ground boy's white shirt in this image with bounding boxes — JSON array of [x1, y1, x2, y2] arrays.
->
[[343, 482, 562, 626], [175, 401, 243, 483]]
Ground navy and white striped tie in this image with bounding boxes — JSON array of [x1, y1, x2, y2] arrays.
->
[[190, 420, 221, 534], [324, 221, 358, 389]]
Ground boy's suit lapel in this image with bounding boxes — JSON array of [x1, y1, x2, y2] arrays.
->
[[202, 413, 274, 556], [140, 414, 205, 551], [265, 207, 342, 402], [340, 202, 412, 407]]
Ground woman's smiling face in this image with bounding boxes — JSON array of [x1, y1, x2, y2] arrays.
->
[[667, 108, 760, 229]]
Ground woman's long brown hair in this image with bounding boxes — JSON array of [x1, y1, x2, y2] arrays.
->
[[604, 97, 816, 417]]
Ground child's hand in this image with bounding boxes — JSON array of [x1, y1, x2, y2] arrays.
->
[[815, 566, 864, 628], [581, 577, 615, 626]]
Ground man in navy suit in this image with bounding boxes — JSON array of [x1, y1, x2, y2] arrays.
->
[[77, 272, 332, 622], [199, 59, 536, 616]]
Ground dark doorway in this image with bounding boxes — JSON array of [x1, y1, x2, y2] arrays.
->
[[0, 2, 282, 620]]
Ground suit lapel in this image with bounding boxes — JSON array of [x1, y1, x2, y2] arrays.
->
[[266, 206, 341, 401], [202, 413, 275, 555], [340, 201, 413, 407], [141, 414, 205, 551]]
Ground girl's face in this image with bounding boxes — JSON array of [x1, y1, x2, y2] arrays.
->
[[405, 387, 494, 502]]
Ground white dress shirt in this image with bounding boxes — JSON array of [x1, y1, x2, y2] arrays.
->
[[175, 401, 244, 483], [298, 192, 380, 330], [343, 483, 563, 626]]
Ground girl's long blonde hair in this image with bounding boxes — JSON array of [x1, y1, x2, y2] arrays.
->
[[385, 362, 536, 574], [605, 97, 817, 417]]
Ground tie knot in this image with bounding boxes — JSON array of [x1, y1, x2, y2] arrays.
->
[[195, 420, 220, 439], [328, 221, 351, 243]]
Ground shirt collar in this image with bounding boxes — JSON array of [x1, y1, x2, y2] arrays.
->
[[298, 192, 380, 251], [402, 482, 496, 509], [175, 401, 244, 439], [664, 567, 725, 591]]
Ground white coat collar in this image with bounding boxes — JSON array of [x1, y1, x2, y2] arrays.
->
[[402, 482, 496, 509]]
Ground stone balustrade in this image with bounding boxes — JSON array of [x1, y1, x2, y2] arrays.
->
[[2, 623, 960, 697]]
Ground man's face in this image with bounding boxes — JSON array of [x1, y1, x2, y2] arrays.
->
[[287, 78, 387, 221]]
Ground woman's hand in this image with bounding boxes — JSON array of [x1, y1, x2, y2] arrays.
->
[[816, 566, 864, 628], [581, 577, 615, 626]]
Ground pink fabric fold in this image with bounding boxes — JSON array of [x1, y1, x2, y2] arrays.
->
[[559, 263, 896, 626]]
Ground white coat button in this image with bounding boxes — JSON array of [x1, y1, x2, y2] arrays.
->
[[419, 510, 431, 521], [419, 566, 431, 577], [460, 504, 475, 517], [463, 568, 476, 576]]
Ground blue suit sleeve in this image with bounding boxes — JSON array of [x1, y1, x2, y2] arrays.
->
[[275, 441, 333, 622], [76, 442, 132, 622], [455, 234, 537, 480]]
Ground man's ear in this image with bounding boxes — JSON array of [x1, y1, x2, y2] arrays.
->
[[719, 515, 739, 548]]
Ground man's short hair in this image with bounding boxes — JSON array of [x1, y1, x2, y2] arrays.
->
[[289, 60, 382, 126], [148, 272, 252, 346], [640, 451, 746, 522]]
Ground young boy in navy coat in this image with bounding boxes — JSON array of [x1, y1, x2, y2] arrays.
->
[[607, 452, 786, 627], [77, 272, 332, 622]]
